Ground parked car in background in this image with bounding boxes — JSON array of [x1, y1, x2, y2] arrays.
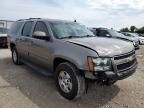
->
[[121, 32, 144, 45], [90, 28, 139, 49], [138, 34, 144, 37], [0, 27, 8, 47], [9, 18, 137, 100]]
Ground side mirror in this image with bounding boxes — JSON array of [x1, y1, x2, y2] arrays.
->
[[33, 31, 50, 41]]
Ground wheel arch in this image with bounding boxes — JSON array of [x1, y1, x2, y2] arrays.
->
[[54, 57, 75, 70], [53, 57, 85, 76]]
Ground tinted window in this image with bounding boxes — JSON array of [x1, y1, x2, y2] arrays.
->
[[33, 21, 48, 35], [22, 21, 33, 36], [108, 30, 124, 37], [9, 22, 23, 35], [98, 30, 110, 37]]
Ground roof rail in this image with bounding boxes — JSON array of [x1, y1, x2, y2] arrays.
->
[[17, 19, 25, 21], [92, 28, 97, 29], [17, 18, 41, 21], [29, 18, 41, 20]]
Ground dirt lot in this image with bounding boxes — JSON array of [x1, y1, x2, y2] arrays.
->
[[0, 47, 144, 108]]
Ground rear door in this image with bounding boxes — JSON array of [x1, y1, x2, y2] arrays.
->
[[17, 21, 34, 60]]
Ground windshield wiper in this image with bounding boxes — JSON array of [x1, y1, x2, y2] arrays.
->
[[59, 36, 81, 39]]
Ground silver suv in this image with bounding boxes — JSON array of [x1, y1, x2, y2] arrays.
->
[[8, 18, 137, 100]]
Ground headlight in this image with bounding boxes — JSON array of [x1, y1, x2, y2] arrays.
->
[[88, 57, 112, 72]]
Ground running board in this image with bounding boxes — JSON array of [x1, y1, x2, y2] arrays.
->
[[21, 59, 53, 77]]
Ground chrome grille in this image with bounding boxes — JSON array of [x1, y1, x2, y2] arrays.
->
[[114, 50, 137, 72], [114, 50, 135, 60]]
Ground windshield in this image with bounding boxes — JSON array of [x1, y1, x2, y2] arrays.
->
[[0, 28, 8, 34], [108, 29, 124, 37], [130, 33, 139, 37], [49, 22, 95, 39], [122, 33, 135, 37]]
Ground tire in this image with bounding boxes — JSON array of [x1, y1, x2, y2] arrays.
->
[[12, 47, 22, 65], [55, 62, 86, 100]]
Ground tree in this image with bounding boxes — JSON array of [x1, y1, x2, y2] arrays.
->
[[120, 26, 144, 34], [135, 27, 144, 34], [130, 26, 137, 32], [120, 27, 129, 32]]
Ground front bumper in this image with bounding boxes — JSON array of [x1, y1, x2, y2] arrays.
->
[[85, 50, 137, 81], [85, 62, 137, 80], [105, 61, 137, 80]]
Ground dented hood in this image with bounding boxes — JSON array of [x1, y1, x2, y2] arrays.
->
[[65, 37, 134, 57]]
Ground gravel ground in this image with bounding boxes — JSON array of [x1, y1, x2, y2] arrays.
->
[[0, 46, 144, 108]]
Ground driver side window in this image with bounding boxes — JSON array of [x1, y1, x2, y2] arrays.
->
[[33, 21, 49, 39]]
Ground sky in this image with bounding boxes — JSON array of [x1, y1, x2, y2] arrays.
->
[[1, 0, 144, 30]]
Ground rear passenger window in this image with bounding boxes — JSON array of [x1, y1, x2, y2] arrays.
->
[[22, 21, 33, 37], [9, 22, 23, 35]]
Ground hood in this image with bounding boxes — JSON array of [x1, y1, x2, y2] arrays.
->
[[0, 34, 7, 37], [65, 37, 134, 57], [120, 35, 139, 42]]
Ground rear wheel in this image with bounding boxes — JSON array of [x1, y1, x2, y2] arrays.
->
[[55, 62, 86, 100], [12, 47, 22, 65]]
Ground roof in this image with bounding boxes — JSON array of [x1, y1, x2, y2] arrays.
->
[[17, 18, 75, 23]]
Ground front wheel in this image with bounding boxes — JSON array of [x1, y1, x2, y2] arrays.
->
[[55, 62, 86, 100]]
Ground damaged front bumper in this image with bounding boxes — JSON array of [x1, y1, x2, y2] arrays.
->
[[104, 61, 137, 80], [85, 50, 137, 85]]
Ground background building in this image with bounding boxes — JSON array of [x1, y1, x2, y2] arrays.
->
[[0, 20, 14, 29]]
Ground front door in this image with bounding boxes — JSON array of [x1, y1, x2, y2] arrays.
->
[[28, 21, 52, 70]]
